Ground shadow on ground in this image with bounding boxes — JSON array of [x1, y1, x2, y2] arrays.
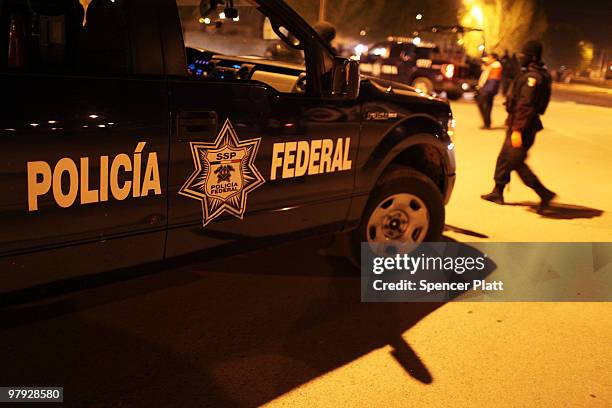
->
[[0, 238, 490, 407], [505, 201, 604, 219], [445, 225, 489, 239]]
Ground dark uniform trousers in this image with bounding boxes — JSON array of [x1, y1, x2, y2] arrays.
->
[[477, 92, 495, 128], [477, 79, 500, 128], [494, 124, 548, 197]]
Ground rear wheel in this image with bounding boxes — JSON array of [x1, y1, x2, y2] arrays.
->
[[352, 166, 445, 260], [412, 77, 434, 95]]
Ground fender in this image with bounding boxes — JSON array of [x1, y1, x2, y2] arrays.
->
[[356, 113, 453, 193], [344, 114, 455, 230]]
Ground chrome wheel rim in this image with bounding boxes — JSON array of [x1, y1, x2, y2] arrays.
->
[[366, 193, 430, 250]]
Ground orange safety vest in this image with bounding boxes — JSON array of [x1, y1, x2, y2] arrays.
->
[[488, 61, 503, 80]]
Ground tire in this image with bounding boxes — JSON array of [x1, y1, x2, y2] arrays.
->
[[411, 77, 434, 95], [446, 89, 463, 100], [351, 166, 445, 262]]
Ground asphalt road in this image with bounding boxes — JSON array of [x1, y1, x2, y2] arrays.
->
[[550, 82, 612, 108], [1, 84, 611, 407], [446, 83, 612, 242]]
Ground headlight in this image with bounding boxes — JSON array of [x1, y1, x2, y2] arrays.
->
[[447, 118, 456, 137]]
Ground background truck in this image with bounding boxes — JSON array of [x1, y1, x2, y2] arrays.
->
[[359, 30, 483, 100], [0, 0, 455, 293]]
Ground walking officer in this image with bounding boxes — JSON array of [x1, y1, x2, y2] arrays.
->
[[481, 40, 556, 213]]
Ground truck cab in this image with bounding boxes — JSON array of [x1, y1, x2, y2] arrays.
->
[[0, 0, 456, 293]]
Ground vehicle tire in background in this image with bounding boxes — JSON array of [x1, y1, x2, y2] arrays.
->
[[411, 77, 434, 95], [446, 89, 463, 100], [351, 165, 445, 263]]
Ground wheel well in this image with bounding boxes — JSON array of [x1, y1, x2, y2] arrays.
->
[[391, 144, 446, 194]]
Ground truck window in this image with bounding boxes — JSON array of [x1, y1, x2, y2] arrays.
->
[[389, 43, 405, 59], [176, 0, 307, 94], [414, 46, 439, 60], [0, 0, 131, 75]]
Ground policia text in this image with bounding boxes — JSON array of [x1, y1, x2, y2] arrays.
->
[[27, 142, 161, 211]]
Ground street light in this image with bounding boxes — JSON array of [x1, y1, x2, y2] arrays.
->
[[470, 5, 484, 26], [416, 13, 423, 20]]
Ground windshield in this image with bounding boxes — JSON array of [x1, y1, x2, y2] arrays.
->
[[415, 46, 440, 59], [176, 0, 305, 64]]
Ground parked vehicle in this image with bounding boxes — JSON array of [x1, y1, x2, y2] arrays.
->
[[0, 0, 455, 293], [359, 37, 476, 100]]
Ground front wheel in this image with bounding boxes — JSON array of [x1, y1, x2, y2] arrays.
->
[[352, 166, 445, 260]]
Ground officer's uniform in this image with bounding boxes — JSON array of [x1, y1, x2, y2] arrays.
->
[[493, 61, 552, 196], [482, 40, 556, 211]]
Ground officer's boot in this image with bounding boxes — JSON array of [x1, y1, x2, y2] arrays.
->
[[481, 184, 505, 205], [536, 188, 557, 214]]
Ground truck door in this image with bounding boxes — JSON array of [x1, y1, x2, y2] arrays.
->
[[166, 1, 360, 257], [0, 0, 168, 291]]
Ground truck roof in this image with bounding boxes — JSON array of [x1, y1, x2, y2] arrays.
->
[[385, 37, 438, 49]]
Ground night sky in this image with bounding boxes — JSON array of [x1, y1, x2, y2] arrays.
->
[[541, 0, 611, 48]]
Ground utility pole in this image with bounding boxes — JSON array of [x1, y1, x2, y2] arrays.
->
[[318, 0, 326, 22]]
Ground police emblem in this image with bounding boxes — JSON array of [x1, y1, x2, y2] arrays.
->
[[179, 119, 265, 226], [527, 77, 537, 87]]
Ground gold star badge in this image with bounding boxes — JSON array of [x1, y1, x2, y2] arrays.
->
[[179, 119, 265, 227], [527, 77, 537, 87]]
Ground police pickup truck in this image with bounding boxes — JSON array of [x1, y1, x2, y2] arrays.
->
[[0, 0, 455, 293]]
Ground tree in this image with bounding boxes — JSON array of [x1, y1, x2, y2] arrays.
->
[[459, 0, 547, 56]]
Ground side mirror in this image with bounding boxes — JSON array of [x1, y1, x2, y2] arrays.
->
[[331, 57, 360, 99]]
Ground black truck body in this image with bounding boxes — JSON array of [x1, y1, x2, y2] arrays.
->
[[0, 0, 455, 293]]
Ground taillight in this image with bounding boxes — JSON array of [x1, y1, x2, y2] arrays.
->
[[442, 63, 454, 79]]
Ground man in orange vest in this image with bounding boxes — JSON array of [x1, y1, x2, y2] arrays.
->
[[476, 53, 503, 129]]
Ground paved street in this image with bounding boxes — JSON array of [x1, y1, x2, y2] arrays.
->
[[268, 85, 612, 406], [445, 84, 612, 242], [1, 84, 611, 407], [550, 82, 612, 108]]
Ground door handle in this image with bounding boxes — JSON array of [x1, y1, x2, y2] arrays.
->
[[177, 111, 217, 141]]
